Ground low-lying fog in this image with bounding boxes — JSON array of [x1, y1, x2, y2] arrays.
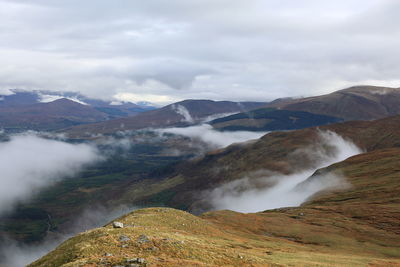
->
[[206, 131, 362, 212], [0, 134, 101, 215], [157, 124, 267, 148]]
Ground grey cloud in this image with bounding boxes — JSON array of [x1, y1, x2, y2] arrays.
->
[[0, 0, 399, 102]]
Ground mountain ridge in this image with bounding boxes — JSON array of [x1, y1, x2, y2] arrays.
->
[[268, 85, 400, 120], [62, 100, 267, 137], [0, 98, 110, 131]]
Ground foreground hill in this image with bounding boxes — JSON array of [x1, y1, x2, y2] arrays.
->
[[269, 85, 400, 121], [29, 146, 400, 266], [63, 100, 266, 137]]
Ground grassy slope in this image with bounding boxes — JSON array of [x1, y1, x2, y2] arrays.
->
[[29, 148, 400, 266]]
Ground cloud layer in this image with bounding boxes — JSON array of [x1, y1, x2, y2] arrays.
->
[[0, 0, 400, 103], [0, 134, 101, 214]]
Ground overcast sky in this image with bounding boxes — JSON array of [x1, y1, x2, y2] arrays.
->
[[0, 0, 399, 104]]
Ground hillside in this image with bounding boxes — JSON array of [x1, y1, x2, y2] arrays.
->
[[29, 147, 400, 266], [210, 108, 342, 131], [268, 85, 400, 121], [113, 115, 400, 212], [63, 100, 267, 138]]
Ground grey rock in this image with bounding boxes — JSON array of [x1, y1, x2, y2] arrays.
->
[[126, 257, 146, 264], [113, 221, 124, 228], [119, 235, 131, 242], [137, 258, 146, 264], [137, 234, 150, 243], [104, 253, 113, 257]]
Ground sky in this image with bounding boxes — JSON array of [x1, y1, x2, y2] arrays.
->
[[0, 0, 399, 104]]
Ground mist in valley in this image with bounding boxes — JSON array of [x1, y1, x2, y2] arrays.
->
[[157, 124, 267, 148], [207, 131, 362, 212], [0, 133, 116, 266], [0, 133, 102, 215]]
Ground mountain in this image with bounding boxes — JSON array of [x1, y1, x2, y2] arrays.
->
[[0, 89, 156, 119], [30, 145, 400, 266], [206, 85, 400, 132], [0, 90, 159, 132], [210, 107, 342, 131], [63, 100, 267, 137], [0, 98, 111, 131], [269, 85, 400, 121]]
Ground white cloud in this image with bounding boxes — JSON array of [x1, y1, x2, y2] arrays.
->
[[171, 104, 194, 123], [0, 134, 101, 214], [113, 91, 179, 106], [157, 124, 267, 148]]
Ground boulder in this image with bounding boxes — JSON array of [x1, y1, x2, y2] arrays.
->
[[113, 221, 124, 228]]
